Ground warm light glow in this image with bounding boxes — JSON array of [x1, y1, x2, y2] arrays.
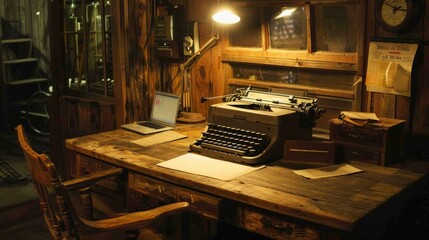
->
[[275, 7, 297, 19], [212, 9, 240, 24]]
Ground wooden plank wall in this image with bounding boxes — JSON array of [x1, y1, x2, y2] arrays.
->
[[0, 0, 29, 36], [415, 0, 429, 136], [366, 0, 428, 135], [118, 0, 221, 123], [183, 0, 429, 136], [0, 0, 50, 80], [1, 0, 427, 137], [184, 0, 225, 118], [118, 0, 158, 124], [29, 0, 50, 79]]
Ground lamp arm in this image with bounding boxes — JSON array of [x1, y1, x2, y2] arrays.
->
[[180, 33, 219, 112]]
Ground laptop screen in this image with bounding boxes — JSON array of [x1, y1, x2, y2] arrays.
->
[[150, 91, 180, 126]]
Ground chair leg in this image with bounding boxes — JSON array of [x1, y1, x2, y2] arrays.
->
[[181, 211, 190, 239], [125, 230, 139, 240], [79, 186, 93, 220]]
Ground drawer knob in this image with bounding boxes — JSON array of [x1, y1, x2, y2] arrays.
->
[[261, 216, 293, 234], [347, 133, 363, 139]]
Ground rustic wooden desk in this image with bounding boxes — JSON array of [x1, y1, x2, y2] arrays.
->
[[65, 123, 429, 239]]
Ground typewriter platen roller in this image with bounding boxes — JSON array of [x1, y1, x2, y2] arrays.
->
[[190, 88, 325, 165]]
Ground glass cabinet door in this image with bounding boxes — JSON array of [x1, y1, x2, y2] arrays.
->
[[64, 0, 113, 97], [313, 3, 358, 53]]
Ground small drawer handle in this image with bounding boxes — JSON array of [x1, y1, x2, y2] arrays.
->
[[261, 216, 293, 234], [350, 150, 360, 156], [347, 133, 363, 139]]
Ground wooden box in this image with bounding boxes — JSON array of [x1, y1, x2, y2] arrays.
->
[[329, 118, 406, 166], [283, 140, 336, 166]]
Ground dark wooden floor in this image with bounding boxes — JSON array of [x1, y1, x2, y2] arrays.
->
[[0, 129, 50, 239], [0, 214, 50, 240]]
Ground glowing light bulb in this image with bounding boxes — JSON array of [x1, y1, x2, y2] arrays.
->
[[212, 9, 240, 24]]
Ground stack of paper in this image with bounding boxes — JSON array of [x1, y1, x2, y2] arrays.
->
[[341, 111, 380, 121]]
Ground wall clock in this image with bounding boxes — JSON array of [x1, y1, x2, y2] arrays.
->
[[375, 0, 421, 32]]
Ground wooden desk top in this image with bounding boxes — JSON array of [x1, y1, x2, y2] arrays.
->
[[65, 123, 429, 235]]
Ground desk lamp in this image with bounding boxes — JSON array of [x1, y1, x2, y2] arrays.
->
[[179, 6, 240, 116]]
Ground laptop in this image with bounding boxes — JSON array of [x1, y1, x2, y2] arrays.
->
[[121, 91, 181, 135]]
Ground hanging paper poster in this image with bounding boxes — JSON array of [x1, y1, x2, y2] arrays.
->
[[365, 41, 418, 97]]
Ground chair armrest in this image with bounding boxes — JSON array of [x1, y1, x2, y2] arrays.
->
[[64, 168, 123, 191], [80, 202, 190, 230]]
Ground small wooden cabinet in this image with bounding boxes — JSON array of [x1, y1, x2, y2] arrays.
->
[[330, 118, 406, 166]]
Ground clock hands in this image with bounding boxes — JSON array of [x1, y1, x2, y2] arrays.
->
[[395, 7, 407, 12], [377, 0, 421, 31], [385, 2, 395, 9], [384, 2, 407, 14]]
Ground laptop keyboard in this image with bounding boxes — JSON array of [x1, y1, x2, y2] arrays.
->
[[138, 121, 165, 129]]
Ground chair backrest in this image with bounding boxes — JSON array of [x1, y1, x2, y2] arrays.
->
[[16, 125, 81, 239]]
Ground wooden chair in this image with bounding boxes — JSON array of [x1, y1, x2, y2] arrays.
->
[[15, 125, 189, 240]]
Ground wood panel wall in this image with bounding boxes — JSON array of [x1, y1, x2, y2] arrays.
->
[[2, 0, 427, 133], [182, 0, 429, 137], [76, 0, 429, 136], [29, 0, 50, 78], [184, 0, 225, 118], [365, 0, 428, 135], [116, 0, 222, 123], [119, 0, 157, 124], [0, 0, 50, 79]]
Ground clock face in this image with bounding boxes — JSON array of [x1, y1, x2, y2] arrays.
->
[[380, 0, 409, 27]]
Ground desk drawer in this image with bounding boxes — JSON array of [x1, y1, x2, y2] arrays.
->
[[75, 154, 119, 187], [336, 144, 381, 165], [128, 172, 221, 219], [331, 127, 385, 148], [330, 118, 405, 166], [72, 154, 126, 204], [77, 154, 116, 173], [241, 206, 322, 240]]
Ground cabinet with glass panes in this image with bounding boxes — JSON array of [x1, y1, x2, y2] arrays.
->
[[221, 0, 363, 133], [64, 0, 113, 97]]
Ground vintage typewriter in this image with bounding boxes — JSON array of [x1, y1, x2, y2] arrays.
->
[[189, 87, 324, 165]]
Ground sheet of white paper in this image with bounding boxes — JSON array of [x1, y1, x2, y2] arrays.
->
[[341, 111, 380, 121], [131, 130, 187, 147], [293, 163, 363, 179], [157, 153, 266, 181]]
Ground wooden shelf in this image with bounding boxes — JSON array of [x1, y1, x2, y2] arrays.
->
[[228, 78, 355, 99], [222, 54, 358, 72], [3, 58, 38, 64], [5, 78, 49, 86], [1, 38, 32, 44]]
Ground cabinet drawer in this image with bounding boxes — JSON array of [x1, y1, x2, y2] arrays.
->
[[330, 118, 406, 166], [241, 206, 321, 240], [77, 154, 116, 174], [331, 127, 385, 148], [338, 144, 381, 165], [129, 172, 221, 219], [73, 154, 125, 203]]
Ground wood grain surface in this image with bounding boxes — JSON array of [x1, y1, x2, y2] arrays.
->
[[65, 123, 429, 238]]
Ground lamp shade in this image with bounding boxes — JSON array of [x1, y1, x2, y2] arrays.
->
[[212, 9, 240, 24]]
